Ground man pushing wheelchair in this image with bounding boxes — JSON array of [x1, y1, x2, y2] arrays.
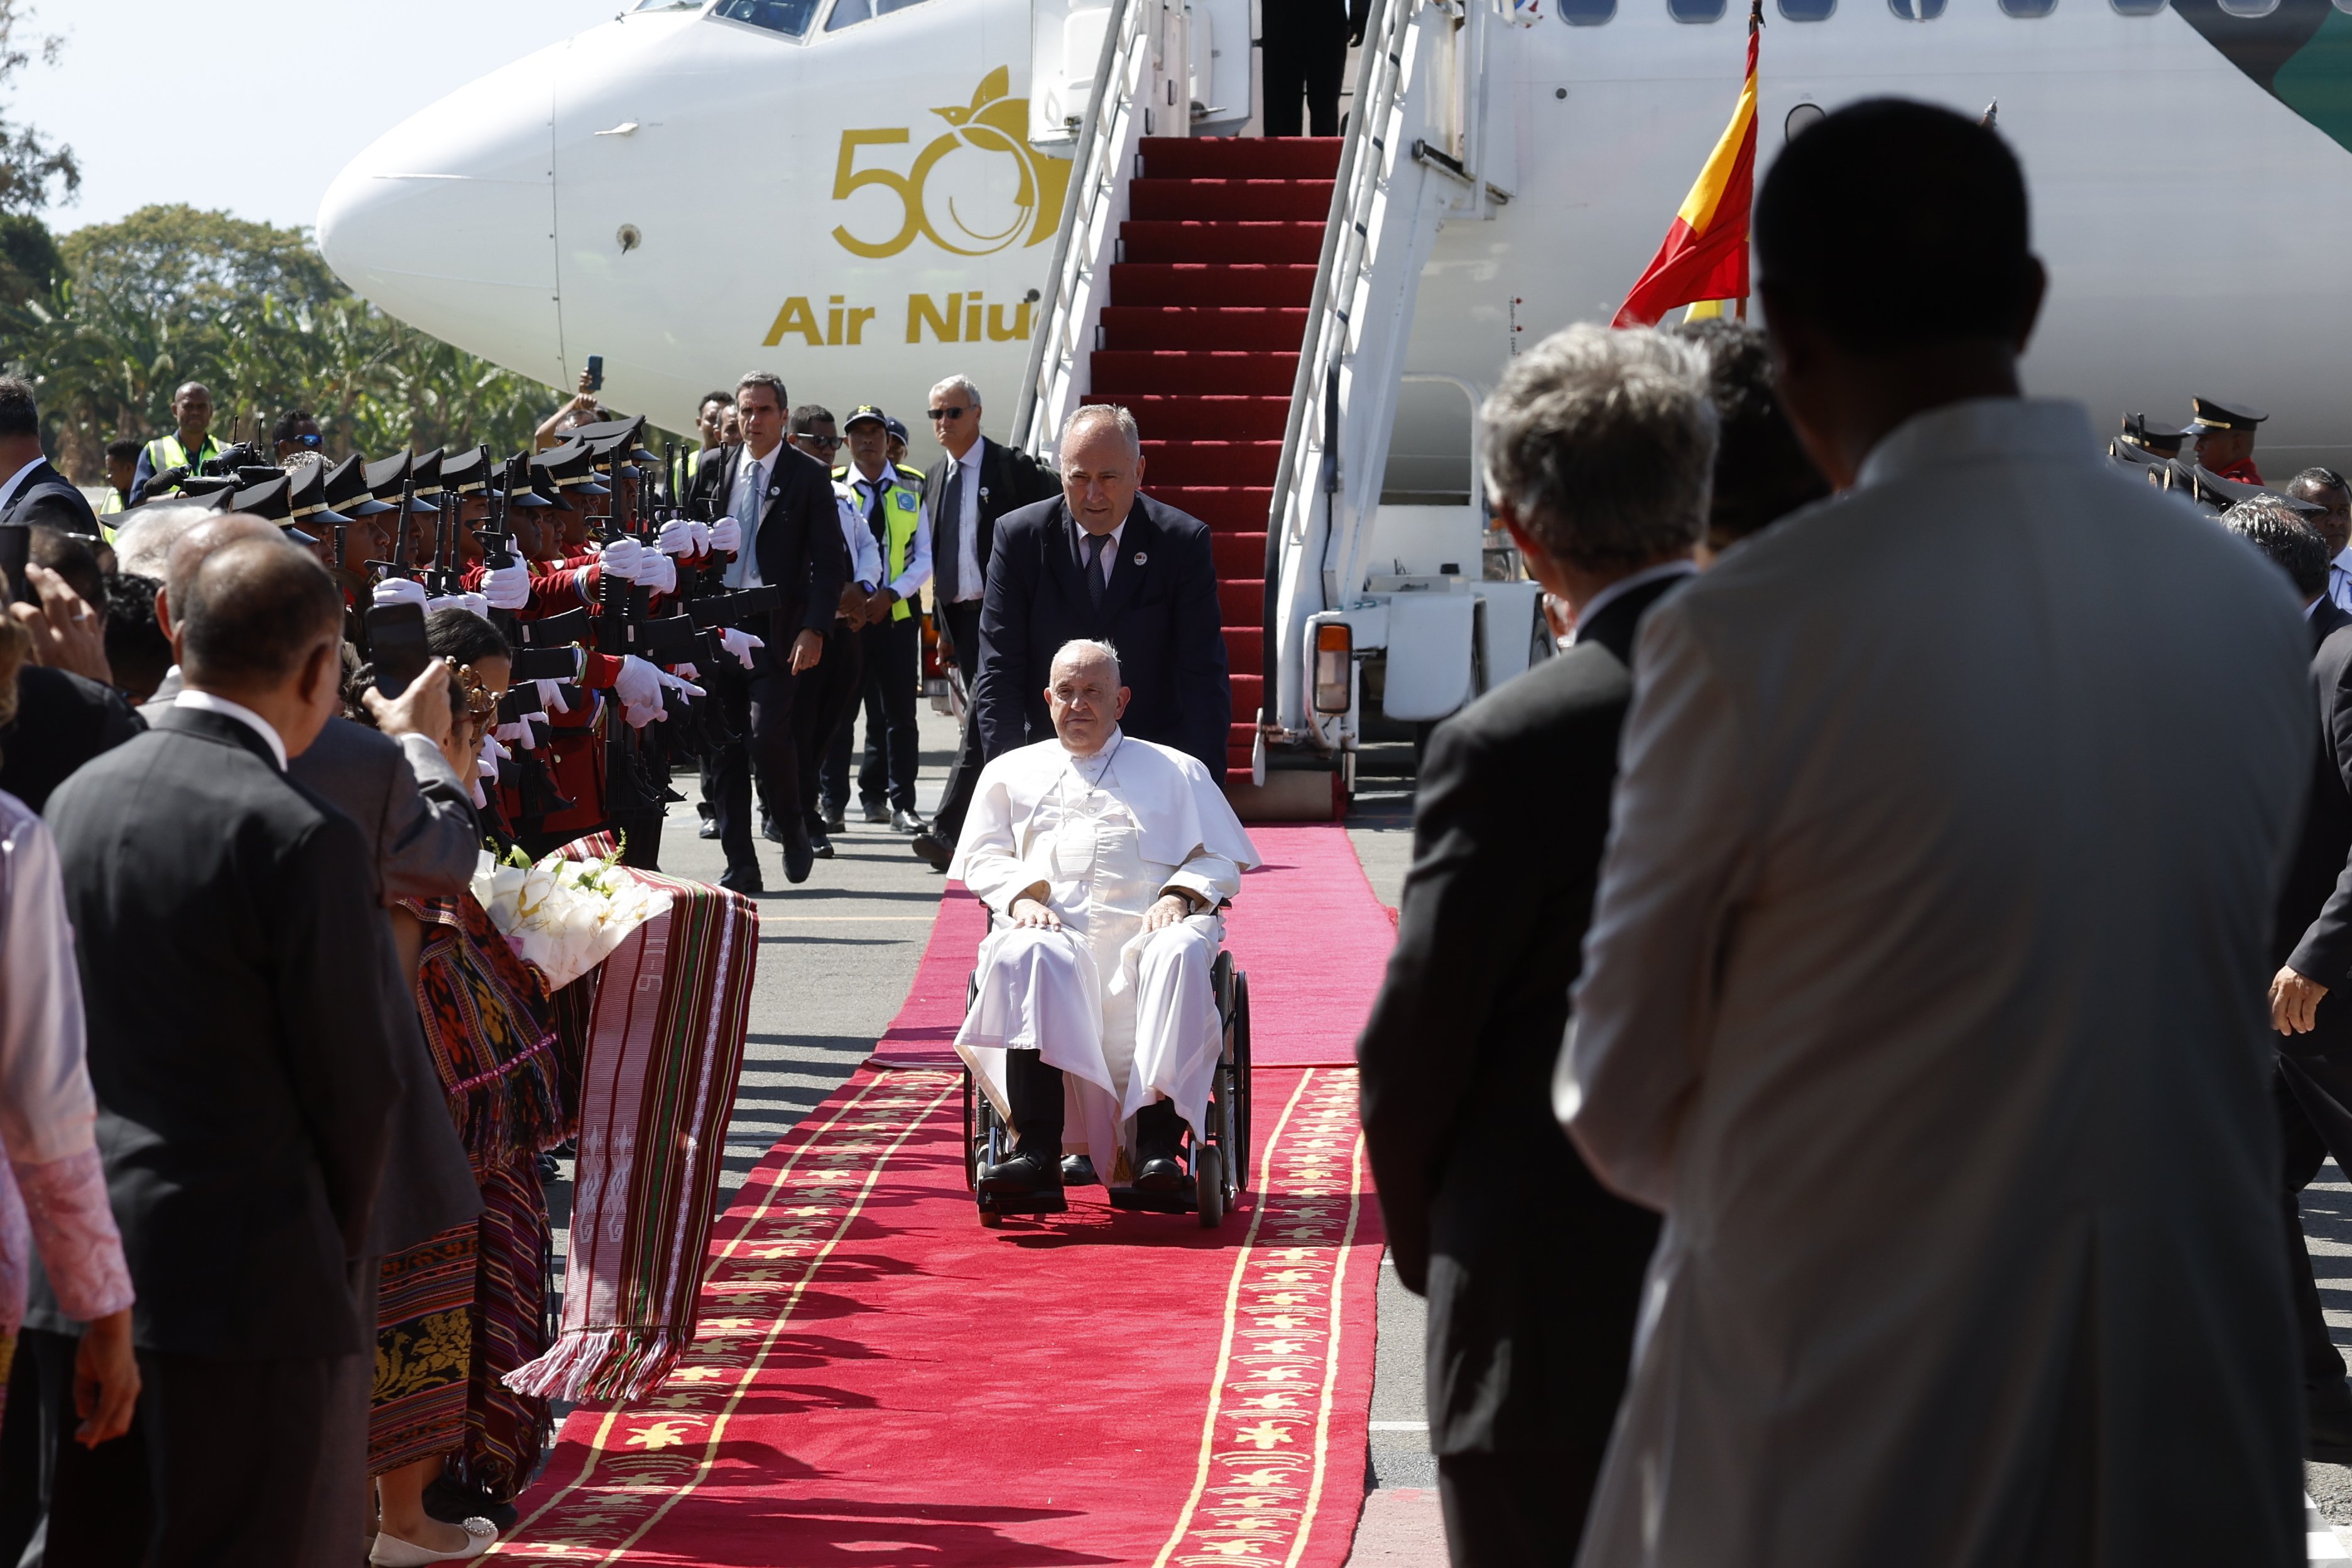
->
[[950, 638, 1259, 1213]]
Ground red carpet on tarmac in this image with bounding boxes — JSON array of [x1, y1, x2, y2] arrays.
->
[[494, 825, 1393, 1565]]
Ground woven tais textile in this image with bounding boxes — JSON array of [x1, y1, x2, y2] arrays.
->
[[503, 861, 756, 1405], [368, 1224, 477, 1474], [452, 1153, 555, 1500]]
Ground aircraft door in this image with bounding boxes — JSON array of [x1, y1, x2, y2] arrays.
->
[[1026, 0, 1255, 143]]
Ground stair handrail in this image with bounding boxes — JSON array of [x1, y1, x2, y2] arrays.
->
[[1260, 0, 1421, 735], [1011, 0, 1149, 460]]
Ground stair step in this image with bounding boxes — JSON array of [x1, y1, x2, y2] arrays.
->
[[1091, 351, 1298, 396], [1230, 673, 1265, 715], [1130, 178, 1335, 222], [1141, 440, 1283, 486], [1219, 579, 1266, 623], [1101, 307, 1309, 352], [1229, 721, 1259, 749], [1225, 626, 1265, 673], [1119, 220, 1326, 264], [1109, 264, 1319, 307], [1150, 485, 1274, 530], [1214, 531, 1267, 577], [1141, 136, 1343, 180], [1086, 394, 1294, 440]]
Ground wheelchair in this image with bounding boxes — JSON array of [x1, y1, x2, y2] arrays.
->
[[962, 947, 1252, 1228]]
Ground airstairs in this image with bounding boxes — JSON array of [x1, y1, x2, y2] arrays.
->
[[1015, 0, 1530, 819]]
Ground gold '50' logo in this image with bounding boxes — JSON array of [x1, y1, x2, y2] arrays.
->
[[830, 67, 1072, 259]]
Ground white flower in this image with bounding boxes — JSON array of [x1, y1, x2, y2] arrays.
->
[[470, 847, 673, 991]]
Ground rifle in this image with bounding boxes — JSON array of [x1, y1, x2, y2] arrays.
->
[[366, 476, 422, 582], [476, 455, 521, 640]]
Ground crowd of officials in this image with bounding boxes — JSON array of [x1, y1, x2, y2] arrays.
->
[[7, 90, 2352, 1568]]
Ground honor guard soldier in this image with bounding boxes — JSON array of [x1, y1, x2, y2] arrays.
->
[[825, 405, 932, 832], [2112, 413, 2191, 464], [2189, 396, 2268, 485]]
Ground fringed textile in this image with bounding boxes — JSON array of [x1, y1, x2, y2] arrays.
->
[[503, 858, 756, 1405], [368, 1224, 477, 1473]]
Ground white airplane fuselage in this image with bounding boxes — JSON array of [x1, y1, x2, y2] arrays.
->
[[318, 1, 2352, 481]]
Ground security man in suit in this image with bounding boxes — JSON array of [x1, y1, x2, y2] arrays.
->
[[691, 370, 849, 891], [129, 381, 225, 504], [2189, 395, 2268, 484], [826, 405, 932, 832], [972, 403, 1231, 776], [0, 376, 102, 537], [909, 373, 1058, 871]]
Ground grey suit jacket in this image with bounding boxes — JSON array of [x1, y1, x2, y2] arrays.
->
[[1563, 398, 2312, 1565], [289, 716, 484, 1253]]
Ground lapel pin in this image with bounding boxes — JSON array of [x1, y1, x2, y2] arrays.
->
[[979, 486, 991, 503], [1133, 552, 1147, 566]]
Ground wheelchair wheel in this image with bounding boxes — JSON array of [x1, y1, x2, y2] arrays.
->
[[1195, 1143, 1224, 1229], [1230, 972, 1252, 1193]]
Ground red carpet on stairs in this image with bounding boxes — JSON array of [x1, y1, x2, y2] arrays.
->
[[498, 826, 1395, 1566], [1085, 136, 1343, 796]]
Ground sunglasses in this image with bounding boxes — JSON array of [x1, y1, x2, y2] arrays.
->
[[927, 406, 968, 421], [797, 433, 842, 449], [286, 432, 322, 448]]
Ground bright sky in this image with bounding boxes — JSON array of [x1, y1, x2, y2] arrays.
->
[[13, 0, 614, 236]]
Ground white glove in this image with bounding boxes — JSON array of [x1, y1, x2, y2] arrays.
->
[[371, 577, 427, 609], [656, 518, 704, 557], [718, 626, 765, 670], [612, 655, 705, 714], [492, 719, 536, 752], [642, 552, 677, 595], [671, 662, 699, 681], [600, 537, 645, 580], [482, 562, 531, 611], [427, 592, 490, 619], [477, 735, 503, 783], [535, 677, 572, 714], [709, 516, 743, 555], [623, 700, 665, 730]]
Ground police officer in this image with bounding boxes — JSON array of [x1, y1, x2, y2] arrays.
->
[[824, 405, 932, 832], [2189, 396, 2268, 485], [131, 381, 226, 503]]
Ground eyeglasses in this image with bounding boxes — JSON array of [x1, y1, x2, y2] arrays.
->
[[927, 406, 967, 421], [286, 432, 322, 448]]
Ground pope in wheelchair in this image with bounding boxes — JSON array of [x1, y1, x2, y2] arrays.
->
[[949, 637, 1259, 1212]]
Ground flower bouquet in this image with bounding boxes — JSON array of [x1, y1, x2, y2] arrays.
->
[[469, 841, 673, 992]]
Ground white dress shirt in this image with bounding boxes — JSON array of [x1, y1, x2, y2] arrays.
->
[[1075, 520, 1126, 589], [951, 444, 983, 602], [726, 445, 774, 590], [173, 689, 288, 770], [2330, 545, 2352, 612]]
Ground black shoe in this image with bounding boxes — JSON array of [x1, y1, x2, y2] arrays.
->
[[862, 799, 891, 824], [697, 819, 718, 840], [783, 822, 815, 884], [979, 1149, 1064, 1195], [717, 864, 764, 895], [823, 800, 846, 832], [762, 811, 783, 846], [808, 827, 835, 860], [911, 829, 952, 872], [1131, 1155, 1187, 1194], [892, 807, 927, 834], [1061, 1154, 1099, 1187]]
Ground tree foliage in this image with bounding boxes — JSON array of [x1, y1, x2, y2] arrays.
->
[[0, 0, 76, 218], [4, 205, 562, 480]]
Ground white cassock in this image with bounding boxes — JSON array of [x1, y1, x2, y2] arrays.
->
[[949, 729, 1260, 1178]]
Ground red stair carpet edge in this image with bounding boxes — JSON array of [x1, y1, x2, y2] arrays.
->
[[866, 824, 1393, 1072], [495, 1064, 1382, 1567]]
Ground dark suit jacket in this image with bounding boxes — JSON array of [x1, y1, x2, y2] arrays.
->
[[288, 717, 484, 1253], [29, 707, 403, 1358], [973, 493, 1230, 774], [922, 437, 1057, 652], [0, 665, 142, 812], [1, 459, 102, 536], [692, 440, 847, 643], [1356, 574, 1679, 1459]]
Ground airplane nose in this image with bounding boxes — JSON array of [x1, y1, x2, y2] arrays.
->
[[317, 45, 565, 382]]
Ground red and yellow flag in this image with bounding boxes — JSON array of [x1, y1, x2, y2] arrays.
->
[[1612, 13, 1760, 328]]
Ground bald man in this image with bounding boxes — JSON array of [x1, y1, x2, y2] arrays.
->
[[29, 539, 405, 1565]]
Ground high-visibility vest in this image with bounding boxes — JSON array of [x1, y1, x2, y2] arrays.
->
[[142, 433, 222, 490], [836, 465, 922, 621]]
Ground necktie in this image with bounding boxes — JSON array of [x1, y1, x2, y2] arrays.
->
[[864, 482, 888, 547], [727, 457, 763, 588], [935, 464, 963, 602], [1083, 531, 1109, 609]]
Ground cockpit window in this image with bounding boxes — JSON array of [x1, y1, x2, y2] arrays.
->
[[631, 0, 695, 9], [825, 0, 933, 29], [710, 0, 822, 35]]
